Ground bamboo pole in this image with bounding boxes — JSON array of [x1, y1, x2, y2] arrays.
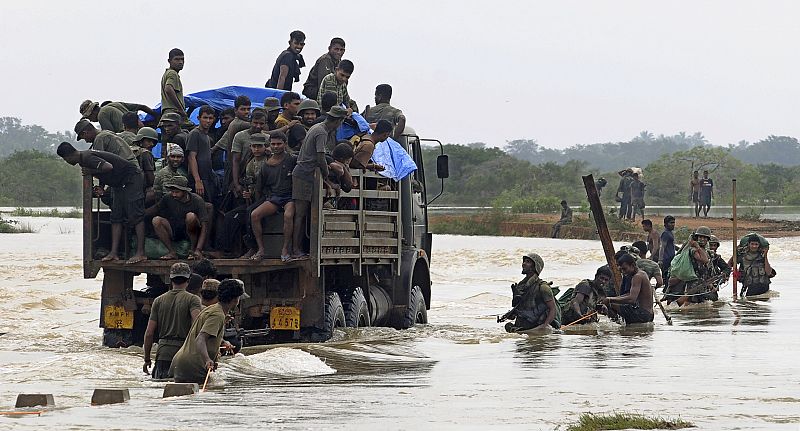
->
[[582, 175, 622, 294], [732, 179, 738, 299]]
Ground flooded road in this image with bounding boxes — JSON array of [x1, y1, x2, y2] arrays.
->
[[0, 218, 798, 430]]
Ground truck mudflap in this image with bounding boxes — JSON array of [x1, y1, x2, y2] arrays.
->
[[396, 248, 431, 309]]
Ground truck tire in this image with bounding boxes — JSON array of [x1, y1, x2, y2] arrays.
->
[[396, 285, 428, 329], [321, 292, 346, 341], [344, 287, 370, 328]]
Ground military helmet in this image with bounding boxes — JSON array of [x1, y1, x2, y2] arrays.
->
[[523, 253, 544, 275], [708, 235, 720, 245], [298, 99, 321, 114], [693, 226, 712, 239], [133, 127, 158, 143]]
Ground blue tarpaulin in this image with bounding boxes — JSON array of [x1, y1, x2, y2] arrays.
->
[[336, 112, 370, 141], [145, 86, 287, 123], [371, 137, 417, 181]]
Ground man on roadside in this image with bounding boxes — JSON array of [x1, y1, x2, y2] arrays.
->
[[363, 84, 406, 140], [130, 127, 159, 203], [551, 200, 573, 238], [317, 60, 358, 112], [153, 145, 188, 200], [602, 254, 654, 324], [79, 99, 156, 133], [615, 168, 633, 220], [290, 106, 347, 259], [505, 253, 560, 332], [142, 262, 201, 379], [561, 266, 612, 326], [172, 279, 247, 384], [630, 173, 646, 221], [690, 170, 701, 218], [641, 219, 660, 262], [659, 215, 676, 281], [117, 112, 143, 145], [298, 99, 321, 130], [161, 48, 188, 123], [266, 30, 306, 91], [147, 176, 209, 260], [303, 37, 346, 99], [699, 170, 714, 218], [186, 105, 219, 205], [74, 119, 138, 166], [57, 142, 146, 264], [158, 112, 188, 160]]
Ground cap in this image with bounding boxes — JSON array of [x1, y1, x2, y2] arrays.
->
[[74, 119, 94, 139], [200, 278, 220, 292], [167, 143, 184, 157], [249, 132, 268, 146], [158, 112, 182, 125], [169, 262, 192, 279], [326, 106, 348, 119], [133, 127, 158, 143], [298, 99, 321, 114], [164, 176, 192, 192], [79, 100, 99, 117], [263, 97, 280, 108]]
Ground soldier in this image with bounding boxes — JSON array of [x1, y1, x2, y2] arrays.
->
[[266, 30, 306, 91], [298, 99, 321, 130], [211, 95, 252, 196], [303, 37, 345, 99], [79, 99, 156, 133], [158, 112, 188, 160], [708, 235, 731, 278], [161, 48, 188, 122], [317, 59, 358, 112], [147, 176, 209, 260], [551, 200, 573, 238], [130, 127, 158, 203], [142, 262, 201, 379], [117, 112, 142, 145], [731, 234, 775, 297], [665, 226, 714, 305], [602, 254, 654, 324], [74, 119, 137, 166], [56, 142, 146, 264], [505, 253, 560, 332], [363, 84, 406, 140], [153, 145, 188, 200], [561, 266, 612, 326]]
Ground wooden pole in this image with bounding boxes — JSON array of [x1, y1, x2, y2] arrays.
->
[[582, 175, 622, 294], [731, 179, 738, 299]]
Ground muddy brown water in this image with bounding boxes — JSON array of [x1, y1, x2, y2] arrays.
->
[[0, 218, 798, 430]]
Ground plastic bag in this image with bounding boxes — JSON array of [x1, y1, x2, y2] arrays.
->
[[669, 248, 698, 282]]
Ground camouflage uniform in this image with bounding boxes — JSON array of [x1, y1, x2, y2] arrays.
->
[[153, 165, 189, 199], [317, 73, 358, 112]]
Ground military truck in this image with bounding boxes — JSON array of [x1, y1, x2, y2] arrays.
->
[[83, 128, 449, 347]]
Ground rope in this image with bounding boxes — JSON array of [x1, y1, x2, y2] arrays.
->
[[560, 311, 598, 329]]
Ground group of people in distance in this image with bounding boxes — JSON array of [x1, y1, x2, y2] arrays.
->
[[504, 217, 775, 332], [56, 31, 408, 264]]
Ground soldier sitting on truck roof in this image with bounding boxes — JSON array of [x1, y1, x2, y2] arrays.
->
[[74, 119, 139, 167], [130, 127, 159, 205], [153, 145, 188, 200], [291, 106, 348, 260], [143, 262, 201, 380], [57, 142, 147, 264], [363, 84, 406, 141], [147, 176, 209, 260], [350, 119, 390, 172], [117, 112, 142, 145], [79, 99, 157, 133]]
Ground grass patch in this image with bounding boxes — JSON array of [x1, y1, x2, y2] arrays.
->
[[7, 207, 82, 218], [430, 210, 512, 235], [0, 216, 37, 233], [564, 412, 694, 431]]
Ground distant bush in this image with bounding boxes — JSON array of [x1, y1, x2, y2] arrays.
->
[[510, 196, 561, 213]]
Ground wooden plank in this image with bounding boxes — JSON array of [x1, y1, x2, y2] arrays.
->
[[582, 174, 622, 294]]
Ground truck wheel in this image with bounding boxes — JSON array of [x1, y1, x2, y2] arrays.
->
[[397, 285, 428, 329], [321, 292, 346, 341], [344, 287, 370, 328]]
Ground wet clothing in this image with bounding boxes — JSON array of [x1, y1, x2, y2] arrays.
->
[[561, 279, 603, 325], [510, 274, 560, 330], [149, 288, 201, 377], [317, 73, 358, 112], [151, 360, 172, 380], [266, 49, 305, 91], [737, 251, 773, 296], [303, 53, 338, 99], [700, 177, 713, 206], [153, 165, 189, 198], [171, 302, 226, 384], [363, 103, 404, 127], [617, 273, 654, 323], [91, 131, 138, 166], [160, 68, 185, 115]]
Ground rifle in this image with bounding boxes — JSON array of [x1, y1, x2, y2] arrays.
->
[[497, 280, 553, 324]]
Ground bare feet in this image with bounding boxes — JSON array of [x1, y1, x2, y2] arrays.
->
[[101, 253, 119, 262], [239, 249, 255, 259], [250, 250, 265, 260], [159, 252, 177, 261], [125, 255, 147, 264]]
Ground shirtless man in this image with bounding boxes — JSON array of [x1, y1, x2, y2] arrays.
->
[[602, 254, 654, 324], [641, 219, 660, 262], [350, 119, 390, 171], [689, 170, 701, 218]]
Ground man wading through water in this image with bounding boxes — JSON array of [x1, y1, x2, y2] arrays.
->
[[505, 253, 560, 332], [602, 254, 654, 324]]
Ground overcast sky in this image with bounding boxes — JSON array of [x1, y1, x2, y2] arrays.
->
[[1, 1, 798, 149]]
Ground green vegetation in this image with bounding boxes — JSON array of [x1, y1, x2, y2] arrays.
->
[[430, 210, 512, 236], [8, 207, 83, 218], [0, 150, 82, 206], [0, 216, 36, 234], [564, 412, 694, 431]]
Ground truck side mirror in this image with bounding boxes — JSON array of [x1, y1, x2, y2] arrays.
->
[[436, 155, 449, 179]]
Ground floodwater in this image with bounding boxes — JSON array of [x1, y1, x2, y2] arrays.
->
[[0, 217, 798, 430]]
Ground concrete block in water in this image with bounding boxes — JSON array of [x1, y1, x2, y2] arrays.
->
[[162, 383, 199, 398], [91, 388, 130, 405], [15, 394, 55, 408]]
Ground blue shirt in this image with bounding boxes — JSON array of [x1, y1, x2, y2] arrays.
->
[[660, 229, 675, 267]]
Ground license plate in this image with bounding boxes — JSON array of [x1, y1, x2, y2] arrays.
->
[[270, 306, 300, 330], [104, 305, 134, 329]]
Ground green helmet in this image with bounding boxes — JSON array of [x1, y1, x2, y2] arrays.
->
[[298, 99, 321, 114], [523, 253, 544, 275], [708, 235, 720, 245], [133, 127, 158, 143], [693, 226, 712, 239]]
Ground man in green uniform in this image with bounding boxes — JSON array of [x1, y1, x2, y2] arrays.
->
[[731, 234, 775, 297], [298, 99, 321, 130], [79, 99, 156, 133], [505, 253, 560, 332], [363, 84, 406, 140], [130, 127, 158, 203], [142, 262, 201, 379], [161, 48, 188, 122], [303, 37, 345, 99], [117, 112, 142, 145], [147, 176, 209, 260], [551, 200, 573, 238], [153, 145, 188, 200], [172, 279, 248, 384], [561, 266, 612, 326], [74, 119, 138, 166]]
